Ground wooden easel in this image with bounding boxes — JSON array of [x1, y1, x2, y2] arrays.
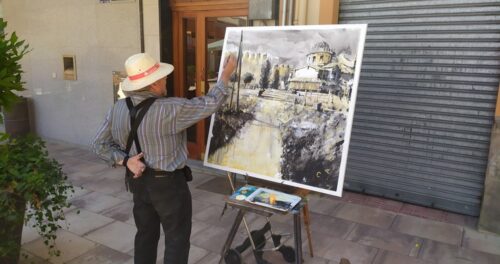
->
[[293, 188, 314, 257], [220, 172, 314, 264]]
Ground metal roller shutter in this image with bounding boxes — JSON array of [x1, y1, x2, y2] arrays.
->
[[340, 0, 500, 215]]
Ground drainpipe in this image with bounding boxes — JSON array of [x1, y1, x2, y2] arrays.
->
[[139, 0, 144, 52], [282, 0, 287, 26], [281, 0, 295, 26], [288, 0, 294, 25]]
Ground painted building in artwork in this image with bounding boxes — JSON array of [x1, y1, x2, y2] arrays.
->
[[241, 51, 280, 89], [288, 66, 322, 91], [306, 41, 334, 67], [274, 64, 293, 89], [338, 52, 355, 74], [288, 40, 353, 95]]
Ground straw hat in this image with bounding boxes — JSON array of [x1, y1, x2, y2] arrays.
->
[[121, 53, 174, 92]]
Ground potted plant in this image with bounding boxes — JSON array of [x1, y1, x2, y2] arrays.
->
[[0, 18, 75, 263]]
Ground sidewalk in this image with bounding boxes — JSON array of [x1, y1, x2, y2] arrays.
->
[[19, 140, 500, 264]]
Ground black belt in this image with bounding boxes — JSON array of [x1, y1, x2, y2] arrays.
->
[[149, 167, 184, 177]]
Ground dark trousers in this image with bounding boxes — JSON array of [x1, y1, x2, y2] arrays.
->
[[132, 171, 192, 264]]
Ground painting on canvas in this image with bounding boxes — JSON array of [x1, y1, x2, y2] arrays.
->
[[204, 25, 367, 196]]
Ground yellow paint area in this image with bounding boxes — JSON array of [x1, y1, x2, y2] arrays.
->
[[208, 100, 284, 179]]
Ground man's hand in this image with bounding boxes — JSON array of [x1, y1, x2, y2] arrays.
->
[[220, 54, 237, 86], [125, 152, 146, 178]]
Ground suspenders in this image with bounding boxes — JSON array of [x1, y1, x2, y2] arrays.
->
[[124, 96, 157, 191]]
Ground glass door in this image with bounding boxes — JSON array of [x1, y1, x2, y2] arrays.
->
[[173, 9, 247, 159], [204, 16, 248, 144]]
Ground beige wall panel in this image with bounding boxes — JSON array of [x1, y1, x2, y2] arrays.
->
[[306, 0, 320, 25], [319, 0, 339, 24], [293, 0, 339, 25]]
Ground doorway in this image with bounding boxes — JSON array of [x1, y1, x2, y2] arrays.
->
[[172, 5, 247, 159]]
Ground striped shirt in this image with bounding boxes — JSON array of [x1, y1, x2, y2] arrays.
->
[[91, 80, 229, 171]]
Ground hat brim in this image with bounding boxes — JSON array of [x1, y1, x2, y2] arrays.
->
[[121, 63, 174, 92]]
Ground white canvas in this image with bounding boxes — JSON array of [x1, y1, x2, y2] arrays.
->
[[204, 25, 367, 197]]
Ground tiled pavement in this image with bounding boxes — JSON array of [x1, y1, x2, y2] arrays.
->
[[19, 140, 500, 264]]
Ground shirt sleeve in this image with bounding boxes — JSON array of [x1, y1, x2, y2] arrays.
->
[[91, 107, 127, 167], [174, 80, 231, 132]]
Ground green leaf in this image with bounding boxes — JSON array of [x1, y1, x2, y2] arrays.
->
[[10, 32, 18, 44], [0, 18, 30, 124], [0, 134, 75, 258]]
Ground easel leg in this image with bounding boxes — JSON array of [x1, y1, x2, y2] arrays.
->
[[293, 213, 303, 264], [302, 204, 314, 257], [219, 209, 245, 264], [226, 172, 257, 250]]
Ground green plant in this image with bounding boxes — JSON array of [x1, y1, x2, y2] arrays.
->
[[0, 18, 75, 261], [0, 18, 29, 122], [0, 134, 75, 258]]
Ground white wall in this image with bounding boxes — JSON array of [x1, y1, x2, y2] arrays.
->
[[143, 0, 160, 60], [3, 0, 141, 146]]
